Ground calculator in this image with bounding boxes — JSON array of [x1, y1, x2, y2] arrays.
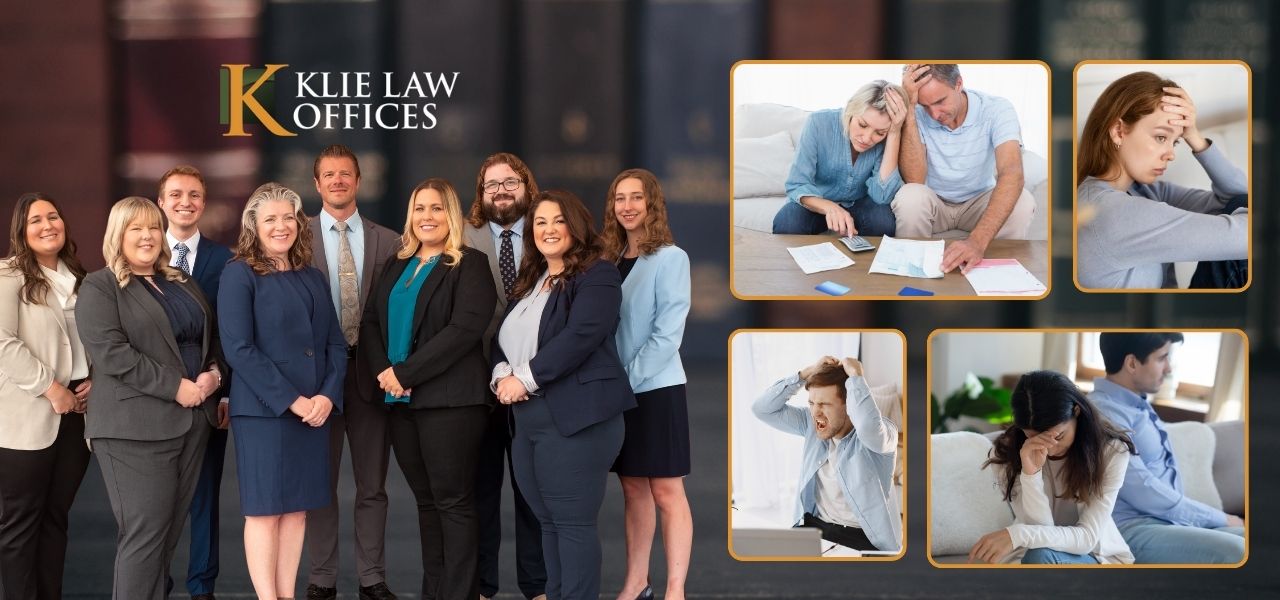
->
[[838, 235, 876, 252]]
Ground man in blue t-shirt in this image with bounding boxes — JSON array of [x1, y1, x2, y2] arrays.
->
[[895, 63, 1036, 274]]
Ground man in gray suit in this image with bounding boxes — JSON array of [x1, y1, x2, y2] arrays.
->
[[304, 145, 401, 600], [464, 152, 547, 600]]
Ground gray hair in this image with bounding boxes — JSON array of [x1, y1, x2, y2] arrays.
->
[[841, 80, 909, 139], [926, 64, 961, 87]]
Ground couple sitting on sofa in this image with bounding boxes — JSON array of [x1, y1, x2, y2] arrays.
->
[[772, 63, 1035, 274], [967, 333, 1245, 565]]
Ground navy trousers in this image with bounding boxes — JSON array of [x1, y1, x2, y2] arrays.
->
[[511, 399, 624, 600]]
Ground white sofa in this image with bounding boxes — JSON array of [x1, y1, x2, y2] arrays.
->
[[732, 102, 1050, 240], [929, 420, 1244, 563]]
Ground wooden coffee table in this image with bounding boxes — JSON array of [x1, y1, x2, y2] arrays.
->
[[732, 227, 1049, 299]]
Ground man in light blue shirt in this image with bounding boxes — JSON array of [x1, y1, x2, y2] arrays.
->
[[304, 144, 402, 600], [894, 63, 1037, 274], [752, 356, 901, 552], [1089, 332, 1245, 564]]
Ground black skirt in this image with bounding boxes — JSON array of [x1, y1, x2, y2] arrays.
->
[[611, 384, 691, 477]]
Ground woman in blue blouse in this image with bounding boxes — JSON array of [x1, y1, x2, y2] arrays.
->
[[360, 178, 497, 600], [772, 80, 909, 237], [601, 169, 692, 600]]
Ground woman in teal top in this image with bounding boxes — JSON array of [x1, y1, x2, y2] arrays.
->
[[359, 178, 497, 600], [772, 80, 909, 237]]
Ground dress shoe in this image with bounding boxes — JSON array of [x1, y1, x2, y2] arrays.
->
[[636, 585, 654, 600], [306, 584, 337, 600], [360, 582, 398, 600], [191, 595, 216, 600]]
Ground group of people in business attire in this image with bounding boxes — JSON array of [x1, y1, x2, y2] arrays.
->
[[0, 146, 694, 600]]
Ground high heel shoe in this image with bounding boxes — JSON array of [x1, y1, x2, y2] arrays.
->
[[636, 585, 654, 600]]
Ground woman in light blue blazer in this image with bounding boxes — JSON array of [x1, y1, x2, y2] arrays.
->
[[601, 169, 692, 600]]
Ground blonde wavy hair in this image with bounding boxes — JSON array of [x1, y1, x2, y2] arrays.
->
[[233, 182, 313, 275], [397, 178, 463, 266], [103, 197, 186, 288]]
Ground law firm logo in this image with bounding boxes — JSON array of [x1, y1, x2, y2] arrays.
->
[[220, 64, 297, 137]]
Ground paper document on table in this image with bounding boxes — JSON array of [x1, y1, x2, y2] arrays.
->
[[963, 259, 1047, 296], [867, 236, 944, 278], [786, 242, 854, 275]]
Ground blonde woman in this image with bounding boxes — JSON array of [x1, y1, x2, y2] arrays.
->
[[76, 197, 223, 600], [360, 178, 497, 599], [772, 80, 909, 237], [217, 182, 346, 600]]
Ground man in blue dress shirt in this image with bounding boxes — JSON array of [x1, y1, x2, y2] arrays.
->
[[1090, 332, 1245, 564], [752, 356, 902, 553]]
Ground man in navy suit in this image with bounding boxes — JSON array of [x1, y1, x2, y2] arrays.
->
[[157, 165, 234, 600]]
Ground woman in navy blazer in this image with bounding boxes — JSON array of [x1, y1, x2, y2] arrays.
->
[[217, 183, 346, 600], [491, 190, 636, 600], [601, 169, 693, 600], [360, 178, 496, 599]]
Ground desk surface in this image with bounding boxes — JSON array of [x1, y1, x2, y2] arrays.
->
[[732, 228, 1050, 299]]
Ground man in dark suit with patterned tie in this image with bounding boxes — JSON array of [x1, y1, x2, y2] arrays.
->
[[304, 145, 401, 600], [462, 152, 547, 600], [157, 165, 233, 600]]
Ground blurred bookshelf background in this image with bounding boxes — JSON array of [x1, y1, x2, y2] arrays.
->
[[3, 0, 1275, 359]]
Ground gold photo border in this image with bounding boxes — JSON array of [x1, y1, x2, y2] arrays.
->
[[726, 328, 909, 562], [727, 59, 1053, 301], [924, 327, 1250, 569], [1070, 60, 1254, 293]]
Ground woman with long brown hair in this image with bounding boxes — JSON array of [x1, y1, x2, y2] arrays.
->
[[1075, 71, 1248, 289], [969, 370, 1135, 564], [600, 169, 692, 600], [490, 190, 636, 599], [0, 193, 92, 600]]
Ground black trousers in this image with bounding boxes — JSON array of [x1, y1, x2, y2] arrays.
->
[[389, 404, 488, 600], [474, 402, 546, 598], [0, 411, 91, 600], [800, 513, 876, 552], [1189, 194, 1250, 289]]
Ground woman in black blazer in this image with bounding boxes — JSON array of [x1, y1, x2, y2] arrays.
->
[[360, 178, 497, 600], [75, 197, 223, 600], [490, 190, 636, 600]]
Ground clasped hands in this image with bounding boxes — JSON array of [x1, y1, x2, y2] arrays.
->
[[46, 379, 92, 415], [289, 394, 335, 427], [377, 367, 409, 398], [495, 375, 529, 405], [176, 368, 221, 409]]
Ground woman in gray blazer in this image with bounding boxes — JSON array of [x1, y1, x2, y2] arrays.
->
[[0, 193, 93, 600], [75, 197, 224, 600], [600, 170, 692, 600]]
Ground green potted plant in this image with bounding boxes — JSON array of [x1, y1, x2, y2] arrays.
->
[[931, 372, 1013, 434]]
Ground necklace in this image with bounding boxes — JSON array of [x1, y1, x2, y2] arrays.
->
[[405, 253, 441, 287]]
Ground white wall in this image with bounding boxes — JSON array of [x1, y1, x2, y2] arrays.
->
[[733, 62, 1050, 159], [1075, 63, 1249, 190], [731, 331, 906, 522], [931, 332, 1045, 399]]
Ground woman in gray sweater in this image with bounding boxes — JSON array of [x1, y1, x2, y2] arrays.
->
[[1075, 71, 1247, 289]]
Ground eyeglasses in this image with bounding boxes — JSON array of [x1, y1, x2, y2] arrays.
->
[[483, 177, 523, 193]]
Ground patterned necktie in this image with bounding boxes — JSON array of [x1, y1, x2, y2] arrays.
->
[[335, 221, 360, 346], [174, 242, 191, 275], [499, 230, 517, 297]]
